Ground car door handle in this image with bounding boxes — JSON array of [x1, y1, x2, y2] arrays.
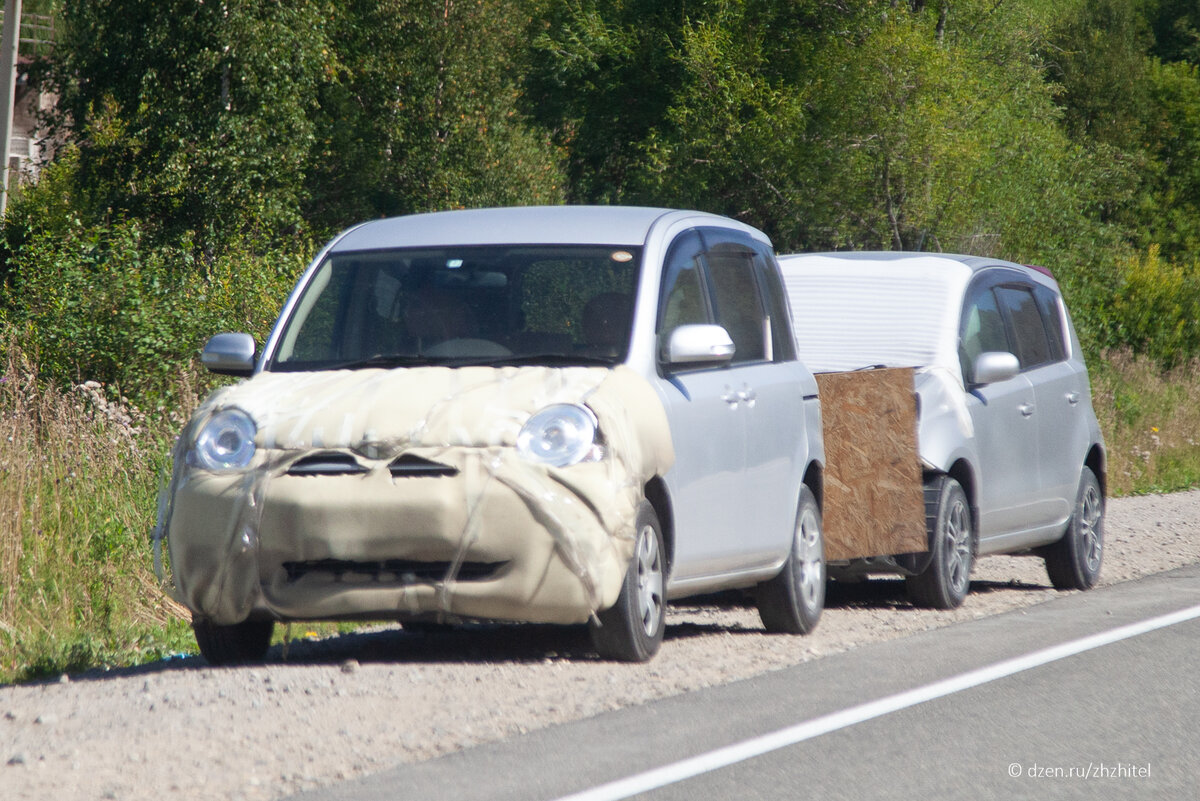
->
[[1066, 392, 1080, 405], [1019, 402, 1035, 417], [737, 388, 757, 407], [721, 388, 740, 407]]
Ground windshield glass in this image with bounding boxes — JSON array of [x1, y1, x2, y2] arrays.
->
[[270, 245, 641, 371]]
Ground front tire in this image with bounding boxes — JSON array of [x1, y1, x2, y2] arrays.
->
[[193, 616, 274, 666], [590, 502, 666, 662], [756, 485, 825, 634], [1042, 466, 1104, 590], [907, 476, 973, 609]]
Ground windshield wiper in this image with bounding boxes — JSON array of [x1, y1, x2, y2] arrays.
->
[[308, 354, 438, 371], [456, 353, 619, 368]]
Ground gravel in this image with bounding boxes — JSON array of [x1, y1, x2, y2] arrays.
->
[[3, 490, 1200, 801]]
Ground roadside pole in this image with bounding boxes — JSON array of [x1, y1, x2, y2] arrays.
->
[[0, 0, 22, 216]]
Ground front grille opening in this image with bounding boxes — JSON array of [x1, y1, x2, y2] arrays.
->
[[282, 559, 505, 584], [389, 454, 459, 478], [287, 452, 369, 476]]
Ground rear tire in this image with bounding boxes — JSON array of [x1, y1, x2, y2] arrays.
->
[[906, 476, 973, 609], [193, 616, 274, 666], [590, 502, 666, 662], [1042, 466, 1104, 590], [756, 486, 824, 634]]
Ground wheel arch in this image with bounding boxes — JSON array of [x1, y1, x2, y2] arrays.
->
[[936, 458, 979, 551], [1085, 444, 1107, 499], [643, 476, 674, 575], [803, 460, 824, 513]]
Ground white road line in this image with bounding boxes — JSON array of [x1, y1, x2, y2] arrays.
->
[[554, 603, 1200, 801]]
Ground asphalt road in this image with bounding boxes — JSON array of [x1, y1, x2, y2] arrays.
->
[[293, 563, 1200, 801]]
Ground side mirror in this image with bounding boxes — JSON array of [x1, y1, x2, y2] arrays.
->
[[665, 324, 736, 367], [973, 351, 1020, 385], [201, 333, 257, 376]]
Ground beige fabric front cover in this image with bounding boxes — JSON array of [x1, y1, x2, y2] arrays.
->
[[157, 365, 675, 625]]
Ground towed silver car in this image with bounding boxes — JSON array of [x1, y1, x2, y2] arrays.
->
[[780, 252, 1106, 608], [157, 206, 826, 663]]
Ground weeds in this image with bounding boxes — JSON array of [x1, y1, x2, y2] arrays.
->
[[0, 341, 193, 683], [1092, 349, 1200, 496]]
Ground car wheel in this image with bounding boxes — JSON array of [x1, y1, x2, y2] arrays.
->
[[590, 502, 666, 662], [907, 476, 973, 609], [1042, 466, 1104, 591], [192, 616, 274, 666], [756, 485, 824, 634]]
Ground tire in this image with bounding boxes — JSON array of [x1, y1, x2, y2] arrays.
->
[[906, 476, 973, 609], [192, 616, 274, 666], [590, 502, 666, 662], [756, 485, 824, 634], [1042, 466, 1104, 591]]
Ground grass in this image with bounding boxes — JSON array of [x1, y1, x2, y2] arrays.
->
[[1091, 349, 1200, 496], [2, 344, 1198, 683], [0, 345, 194, 683]]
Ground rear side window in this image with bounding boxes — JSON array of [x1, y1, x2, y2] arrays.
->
[[995, 285, 1054, 370], [1033, 284, 1067, 362]]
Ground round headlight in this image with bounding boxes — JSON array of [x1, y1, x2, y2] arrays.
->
[[516, 404, 599, 467], [192, 408, 257, 471]]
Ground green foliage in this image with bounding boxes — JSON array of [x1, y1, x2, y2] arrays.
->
[[1090, 246, 1200, 368], [306, 0, 563, 230], [0, 346, 195, 683], [2, 201, 305, 405]]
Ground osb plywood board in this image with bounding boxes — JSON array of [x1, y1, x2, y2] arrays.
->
[[816, 368, 926, 561]]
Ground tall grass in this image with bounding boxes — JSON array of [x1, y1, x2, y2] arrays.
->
[[1092, 349, 1200, 496], [0, 343, 193, 683]]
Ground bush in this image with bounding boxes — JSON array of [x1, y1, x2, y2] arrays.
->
[[1092, 245, 1200, 368], [2, 215, 306, 407]]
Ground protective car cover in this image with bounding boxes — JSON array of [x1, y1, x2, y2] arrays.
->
[[155, 365, 675, 624]]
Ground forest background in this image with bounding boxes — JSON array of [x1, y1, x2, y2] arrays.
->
[[2, 0, 1200, 681]]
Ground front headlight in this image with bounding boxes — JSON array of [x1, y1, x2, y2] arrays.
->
[[516, 404, 601, 467], [191, 408, 257, 470]]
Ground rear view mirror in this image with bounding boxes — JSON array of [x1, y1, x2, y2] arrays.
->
[[201, 333, 257, 376], [665, 324, 736, 367], [973, 351, 1020, 385]]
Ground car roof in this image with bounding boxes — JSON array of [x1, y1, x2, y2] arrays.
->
[[329, 206, 765, 251], [778, 251, 1057, 286]]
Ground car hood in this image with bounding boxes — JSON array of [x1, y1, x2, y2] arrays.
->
[[185, 364, 674, 469]]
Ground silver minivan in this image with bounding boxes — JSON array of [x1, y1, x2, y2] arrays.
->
[[779, 252, 1106, 609], [159, 206, 826, 663]]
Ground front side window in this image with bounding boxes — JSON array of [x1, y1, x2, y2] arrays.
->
[[959, 287, 1009, 382], [657, 230, 711, 355], [271, 246, 640, 371]]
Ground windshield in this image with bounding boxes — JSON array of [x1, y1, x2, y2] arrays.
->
[[270, 245, 641, 371]]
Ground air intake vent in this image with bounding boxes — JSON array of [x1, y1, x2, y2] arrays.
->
[[389, 454, 459, 477], [286, 453, 369, 476], [282, 559, 505, 584]]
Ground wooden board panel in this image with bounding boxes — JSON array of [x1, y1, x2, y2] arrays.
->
[[816, 368, 926, 561]]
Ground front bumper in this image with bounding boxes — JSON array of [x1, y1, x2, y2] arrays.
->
[[165, 447, 636, 626]]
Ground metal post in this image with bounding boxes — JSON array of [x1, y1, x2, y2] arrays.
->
[[0, 0, 22, 216]]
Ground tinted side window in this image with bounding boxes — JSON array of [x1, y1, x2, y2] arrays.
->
[[705, 239, 767, 364], [996, 285, 1053, 369], [1033, 284, 1067, 362], [751, 243, 796, 362], [959, 287, 1008, 382], [657, 230, 711, 355]]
